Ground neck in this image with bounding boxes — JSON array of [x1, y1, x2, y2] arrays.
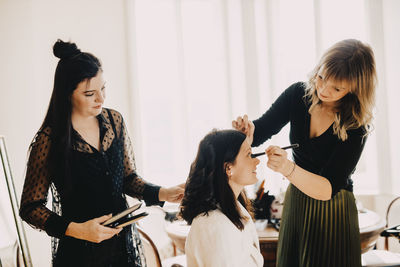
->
[[229, 181, 243, 199], [71, 112, 97, 130], [320, 101, 338, 114]]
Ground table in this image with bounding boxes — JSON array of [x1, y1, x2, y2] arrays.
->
[[165, 220, 189, 253], [359, 209, 386, 253], [165, 209, 385, 267], [256, 223, 279, 266]]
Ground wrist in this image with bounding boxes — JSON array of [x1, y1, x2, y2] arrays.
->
[[282, 160, 295, 177], [158, 187, 166, 202], [65, 222, 80, 238]]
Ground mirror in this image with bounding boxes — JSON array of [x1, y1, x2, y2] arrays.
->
[[0, 136, 32, 267]]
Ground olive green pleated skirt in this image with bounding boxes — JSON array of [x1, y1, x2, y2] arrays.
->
[[276, 184, 361, 267]]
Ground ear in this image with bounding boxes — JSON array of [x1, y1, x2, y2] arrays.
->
[[224, 162, 230, 171], [224, 163, 233, 176]]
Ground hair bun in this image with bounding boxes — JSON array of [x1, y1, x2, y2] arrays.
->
[[53, 39, 81, 59]]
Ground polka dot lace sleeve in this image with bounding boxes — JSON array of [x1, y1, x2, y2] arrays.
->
[[19, 129, 55, 231], [108, 109, 162, 206], [119, 118, 146, 199]]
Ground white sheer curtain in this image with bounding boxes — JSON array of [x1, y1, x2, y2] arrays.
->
[[125, 0, 399, 195]]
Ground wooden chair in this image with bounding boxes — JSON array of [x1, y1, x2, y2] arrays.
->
[[138, 226, 162, 267], [384, 196, 400, 250], [362, 196, 400, 267], [137, 226, 186, 267]]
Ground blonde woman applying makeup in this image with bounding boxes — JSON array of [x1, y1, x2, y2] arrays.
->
[[233, 39, 376, 267]]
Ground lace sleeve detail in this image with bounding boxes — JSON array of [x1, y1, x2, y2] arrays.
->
[[19, 129, 54, 231], [108, 109, 162, 206], [19, 129, 70, 237], [120, 120, 146, 197]]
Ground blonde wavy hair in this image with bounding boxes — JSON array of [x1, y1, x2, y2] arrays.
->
[[305, 39, 377, 141]]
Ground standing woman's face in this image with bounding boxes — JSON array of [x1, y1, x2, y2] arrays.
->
[[71, 71, 106, 117], [315, 69, 350, 105]]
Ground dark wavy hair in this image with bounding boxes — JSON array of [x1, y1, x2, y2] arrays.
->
[[180, 129, 252, 230], [36, 39, 102, 197]]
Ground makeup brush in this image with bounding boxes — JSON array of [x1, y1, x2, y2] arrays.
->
[[251, 143, 299, 158]]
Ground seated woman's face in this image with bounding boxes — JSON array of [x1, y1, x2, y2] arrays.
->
[[229, 139, 260, 188]]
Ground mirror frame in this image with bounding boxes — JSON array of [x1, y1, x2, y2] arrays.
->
[[0, 136, 32, 267]]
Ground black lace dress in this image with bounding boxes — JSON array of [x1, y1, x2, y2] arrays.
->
[[20, 108, 163, 267]]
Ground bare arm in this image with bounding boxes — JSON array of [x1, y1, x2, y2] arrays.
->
[[231, 119, 332, 200], [266, 146, 332, 200]]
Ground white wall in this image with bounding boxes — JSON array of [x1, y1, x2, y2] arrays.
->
[[0, 0, 131, 266], [382, 0, 400, 194]]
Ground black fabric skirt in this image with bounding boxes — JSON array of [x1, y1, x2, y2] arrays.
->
[[53, 232, 131, 267], [276, 184, 361, 267]]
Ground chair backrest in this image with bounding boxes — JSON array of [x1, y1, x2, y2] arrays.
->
[[137, 226, 162, 267], [385, 196, 400, 250]]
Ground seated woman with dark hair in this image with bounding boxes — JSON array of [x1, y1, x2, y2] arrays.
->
[[180, 129, 264, 267]]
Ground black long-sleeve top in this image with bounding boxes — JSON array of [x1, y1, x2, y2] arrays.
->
[[19, 108, 162, 239], [252, 82, 367, 197]]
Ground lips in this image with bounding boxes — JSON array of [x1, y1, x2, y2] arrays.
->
[[319, 93, 328, 98], [94, 105, 102, 109]]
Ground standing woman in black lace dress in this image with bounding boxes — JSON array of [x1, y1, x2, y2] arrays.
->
[[19, 40, 184, 267], [233, 39, 376, 266]]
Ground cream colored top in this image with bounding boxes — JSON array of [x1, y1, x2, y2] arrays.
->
[[185, 202, 264, 267]]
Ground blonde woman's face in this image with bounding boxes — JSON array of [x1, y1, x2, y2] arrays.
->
[[71, 72, 106, 117], [316, 70, 350, 105]]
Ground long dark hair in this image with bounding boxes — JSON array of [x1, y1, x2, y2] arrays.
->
[[180, 129, 251, 230], [38, 39, 102, 196]]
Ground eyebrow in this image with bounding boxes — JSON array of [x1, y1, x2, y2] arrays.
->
[[83, 82, 106, 93]]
